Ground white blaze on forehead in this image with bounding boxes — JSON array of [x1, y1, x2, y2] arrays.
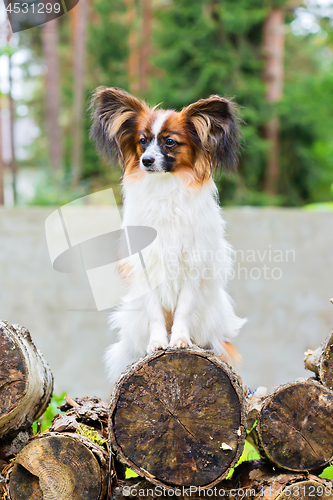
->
[[151, 110, 172, 137], [140, 110, 172, 172]]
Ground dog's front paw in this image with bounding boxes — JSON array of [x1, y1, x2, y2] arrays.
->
[[169, 338, 192, 349], [147, 339, 168, 354], [169, 324, 192, 349]]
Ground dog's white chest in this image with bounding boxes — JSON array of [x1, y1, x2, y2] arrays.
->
[[122, 174, 225, 309]]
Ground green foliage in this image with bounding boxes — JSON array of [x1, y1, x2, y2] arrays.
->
[[15, 0, 333, 206], [320, 466, 333, 480], [28, 171, 89, 206], [125, 467, 140, 479], [32, 393, 66, 434]]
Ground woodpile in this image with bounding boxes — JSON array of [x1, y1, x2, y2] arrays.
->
[[0, 323, 113, 499], [1, 320, 333, 499]]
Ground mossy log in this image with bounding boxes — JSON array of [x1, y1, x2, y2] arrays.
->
[[0, 321, 53, 459], [229, 460, 333, 500], [253, 379, 333, 471], [8, 432, 109, 500], [304, 331, 333, 390], [109, 348, 247, 490]]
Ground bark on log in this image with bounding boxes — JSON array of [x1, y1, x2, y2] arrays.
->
[[109, 348, 247, 490], [304, 331, 333, 390], [8, 432, 108, 500], [246, 387, 267, 431], [229, 460, 333, 500], [0, 321, 53, 453], [255, 379, 333, 471]]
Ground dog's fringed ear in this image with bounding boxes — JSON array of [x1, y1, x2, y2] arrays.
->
[[90, 87, 148, 165], [182, 95, 240, 173]]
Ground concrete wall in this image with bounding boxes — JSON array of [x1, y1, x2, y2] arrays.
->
[[0, 207, 332, 399]]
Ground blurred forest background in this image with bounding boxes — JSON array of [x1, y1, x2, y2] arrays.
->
[[1, 0, 333, 207]]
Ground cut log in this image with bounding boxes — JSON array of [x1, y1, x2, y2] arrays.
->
[[8, 432, 108, 500], [109, 348, 247, 489], [229, 459, 333, 500], [255, 379, 333, 471], [304, 331, 333, 390], [0, 321, 53, 455]]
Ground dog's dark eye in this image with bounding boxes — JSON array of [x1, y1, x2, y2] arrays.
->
[[165, 138, 176, 147], [139, 137, 147, 145]]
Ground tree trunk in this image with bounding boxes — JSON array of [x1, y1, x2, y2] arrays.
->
[[262, 9, 285, 195], [8, 55, 17, 204], [8, 432, 108, 500], [109, 348, 246, 489], [42, 19, 63, 173], [72, 0, 88, 186], [125, 0, 140, 94], [304, 330, 333, 390], [0, 321, 53, 457], [0, 95, 4, 205], [253, 379, 333, 471], [139, 0, 152, 93]]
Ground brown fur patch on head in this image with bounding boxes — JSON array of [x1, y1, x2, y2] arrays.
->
[[90, 87, 149, 169], [181, 95, 240, 174], [155, 111, 211, 186]]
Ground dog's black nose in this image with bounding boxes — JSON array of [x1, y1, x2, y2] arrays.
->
[[142, 157, 155, 167]]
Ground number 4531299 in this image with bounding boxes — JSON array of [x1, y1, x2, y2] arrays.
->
[[6, 3, 62, 14]]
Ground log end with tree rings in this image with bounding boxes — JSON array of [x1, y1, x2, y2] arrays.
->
[[109, 348, 247, 489], [257, 379, 333, 471], [9, 433, 108, 500]]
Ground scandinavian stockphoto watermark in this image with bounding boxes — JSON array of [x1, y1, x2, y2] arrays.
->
[[45, 189, 296, 312], [165, 245, 296, 283]]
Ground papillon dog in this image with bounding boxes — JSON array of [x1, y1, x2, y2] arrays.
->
[[91, 87, 246, 385]]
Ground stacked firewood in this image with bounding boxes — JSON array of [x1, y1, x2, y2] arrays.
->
[[1, 320, 333, 500], [0, 321, 111, 500]]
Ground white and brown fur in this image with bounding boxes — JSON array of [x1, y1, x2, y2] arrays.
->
[[90, 87, 246, 385]]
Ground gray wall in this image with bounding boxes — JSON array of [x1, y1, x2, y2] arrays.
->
[[0, 207, 332, 399]]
